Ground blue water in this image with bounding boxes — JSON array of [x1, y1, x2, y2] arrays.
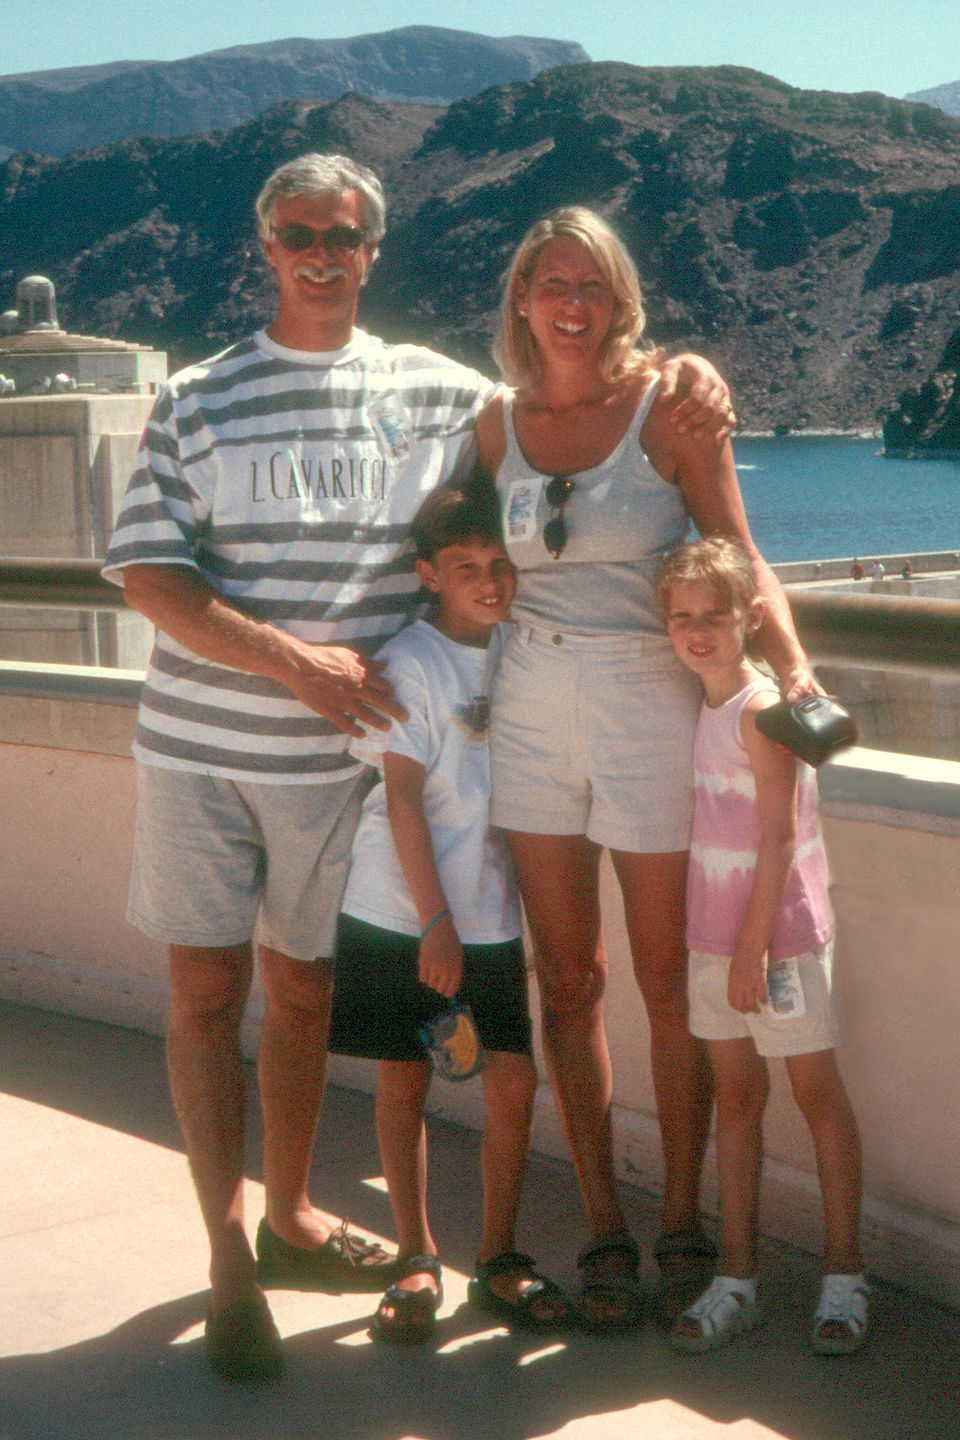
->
[[731, 436, 960, 563]]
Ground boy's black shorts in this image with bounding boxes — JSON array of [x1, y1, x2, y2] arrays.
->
[[328, 913, 533, 1062]]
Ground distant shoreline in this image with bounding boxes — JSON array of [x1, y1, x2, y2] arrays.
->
[[734, 430, 960, 459], [735, 429, 882, 440]]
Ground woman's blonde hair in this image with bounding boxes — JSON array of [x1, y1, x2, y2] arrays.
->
[[493, 207, 661, 390]]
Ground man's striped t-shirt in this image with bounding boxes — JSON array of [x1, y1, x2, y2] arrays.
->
[[103, 327, 492, 781]]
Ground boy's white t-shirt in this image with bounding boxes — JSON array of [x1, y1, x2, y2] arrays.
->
[[340, 619, 521, 944]]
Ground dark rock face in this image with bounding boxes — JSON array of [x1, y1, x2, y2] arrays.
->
[[882, 329, 960, 453], [4, 62, 960, 434], [0, 27, 589, 158]]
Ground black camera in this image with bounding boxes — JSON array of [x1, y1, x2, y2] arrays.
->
[[755, 695, 859, 767]]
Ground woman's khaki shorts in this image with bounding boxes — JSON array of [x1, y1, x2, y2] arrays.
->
[[688, 939, 844, 1057], [489, 625, 700, 853], [127, 764, 364, 960]]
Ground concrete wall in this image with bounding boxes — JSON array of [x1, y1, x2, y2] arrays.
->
[[776, 560, 960, 762], [1, 677, 959, 1309], [814, 658, 960, 762], [0, 394, 154, 667], [773, 552, 960, 586]]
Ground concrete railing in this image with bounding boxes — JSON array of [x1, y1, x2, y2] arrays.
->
[[1, 657, 959, 1313], [4, 556, 960, 762], [4, 555, 960, 667], [772, 550, 960, 586], [787, 589, 960, 668], [0, 557, 127, 611]]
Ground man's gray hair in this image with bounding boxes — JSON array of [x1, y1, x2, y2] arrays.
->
[[254, 153, 387, 250]]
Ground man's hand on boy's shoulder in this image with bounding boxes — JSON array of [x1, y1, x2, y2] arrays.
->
[[280, 642, 408, 737]]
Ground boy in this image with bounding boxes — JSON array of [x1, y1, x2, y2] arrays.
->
[[657, 537, 867, 1355], [328, 479, 573, 1343]]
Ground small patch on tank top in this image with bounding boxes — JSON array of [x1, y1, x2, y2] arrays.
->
[[505, 478, 542, 543]]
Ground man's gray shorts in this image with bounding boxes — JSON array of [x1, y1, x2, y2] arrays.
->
[[127, 764, 364, 960]]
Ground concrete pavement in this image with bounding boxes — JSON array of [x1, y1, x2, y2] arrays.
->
[[0, 999, 957, 1440]]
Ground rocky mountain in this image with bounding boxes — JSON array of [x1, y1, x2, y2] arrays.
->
[[904, 79, 960, 116], [0, 27, 589, 159], [4, 61, 960, 434]]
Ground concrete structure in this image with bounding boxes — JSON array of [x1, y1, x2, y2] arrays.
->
[[0, 275, 167, 396], [814, 655, 960, 761], [0, 395, 156, 666], [779, 555, 960, 762], [773, 552, 960, 588], [1, 665, 958, 1319], [0, 326, 168, 396], [0, 275, 162, 667]]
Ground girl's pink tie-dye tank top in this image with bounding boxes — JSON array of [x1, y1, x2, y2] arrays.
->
[[685, 677, 834, 961]]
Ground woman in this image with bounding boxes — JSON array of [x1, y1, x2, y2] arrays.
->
[[475, 208, 815, 1328]]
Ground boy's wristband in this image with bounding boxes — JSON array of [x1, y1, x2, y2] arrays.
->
[[420, 907, 451, 941]]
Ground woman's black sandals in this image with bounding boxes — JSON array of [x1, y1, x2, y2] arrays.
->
[[467, 1250, 575, 1332], [370, 1253, 443, 1345], [651, 1230, 718, 1328], [576, 1232, 645, 1331]]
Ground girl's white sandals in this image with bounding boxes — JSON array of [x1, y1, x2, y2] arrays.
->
[[668, 1275, 762, 1353], [811, 1273, 869, 1355]]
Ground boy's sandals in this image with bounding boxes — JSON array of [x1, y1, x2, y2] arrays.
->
[[370, 1253, 443, 1346], [575, 1232, 645, 1331], [668, 1275, 762, 1354], [811, 1273, 869, 1355], [651, 1230, 719, 1328], [467, 1250, 575, 1333]]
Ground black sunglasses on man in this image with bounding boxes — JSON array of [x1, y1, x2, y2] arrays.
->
[[271, 223, 366, 252]]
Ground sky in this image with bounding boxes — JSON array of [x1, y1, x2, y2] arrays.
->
[[1, 0, 956, 99]]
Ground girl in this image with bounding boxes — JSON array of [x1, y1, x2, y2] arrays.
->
[[659, 537, 867, 1355]]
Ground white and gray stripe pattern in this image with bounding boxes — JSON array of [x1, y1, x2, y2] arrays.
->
[[103, 328, 491, 780]]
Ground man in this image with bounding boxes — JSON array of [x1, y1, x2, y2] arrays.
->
[[104, 152, 731, 1384]]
